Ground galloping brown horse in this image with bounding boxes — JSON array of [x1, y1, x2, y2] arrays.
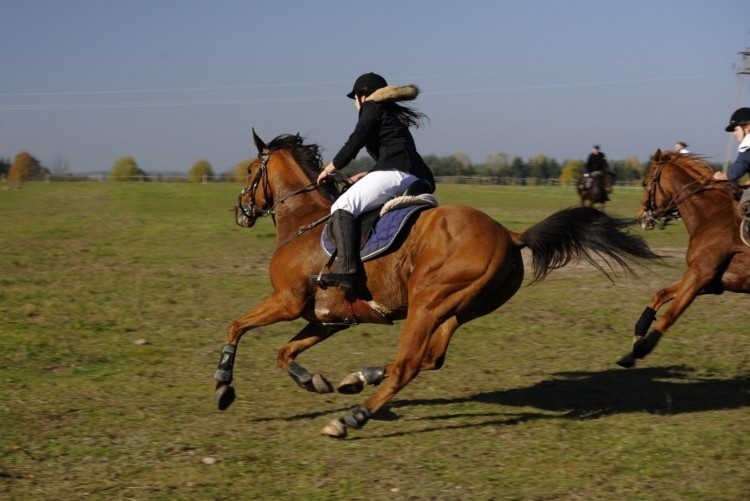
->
[[215, 130, 658, 438], [618, 149, 750, 368]]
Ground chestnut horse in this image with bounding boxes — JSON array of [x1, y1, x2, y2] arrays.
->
[[215, 131, 658, 438], [618, 150, 750, 368]]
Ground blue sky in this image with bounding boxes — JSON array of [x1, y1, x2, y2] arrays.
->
[[2, 0, 750, 173]]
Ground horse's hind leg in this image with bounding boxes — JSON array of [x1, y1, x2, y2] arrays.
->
[[336, 317, 461, 394], [321, 304, 443, 438], [277, 322, 349, 394]]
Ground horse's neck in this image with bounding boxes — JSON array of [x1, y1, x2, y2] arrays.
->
[[270, 177, 332, 242], [666, 177, 734, 235]]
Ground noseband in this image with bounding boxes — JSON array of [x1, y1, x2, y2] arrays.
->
[[237, 153, 272, 222]]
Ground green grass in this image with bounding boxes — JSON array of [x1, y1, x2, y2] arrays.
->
[[1, 182, 748, 500]]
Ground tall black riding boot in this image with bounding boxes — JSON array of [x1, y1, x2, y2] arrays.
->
[[319, 209, 359, 290]]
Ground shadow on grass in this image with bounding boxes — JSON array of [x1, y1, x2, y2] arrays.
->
[[355, 365, 749, 438], [247, 365, 750, 438], [416, 365, 749, 416]]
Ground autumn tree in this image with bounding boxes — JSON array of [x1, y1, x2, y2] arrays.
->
[[188, 159, 214, 183], [609, 156, 645, 182], [480, 152, 511, 176], [110, 156, 146, 181], [232, 158, 254, 182], [559, 159, 585, 185], [8, 151, 49, 182]]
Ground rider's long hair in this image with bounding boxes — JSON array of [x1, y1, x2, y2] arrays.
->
[[387, 102, 428, 129]]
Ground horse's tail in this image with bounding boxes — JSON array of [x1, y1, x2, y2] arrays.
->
[[509, 206, 660, 284]]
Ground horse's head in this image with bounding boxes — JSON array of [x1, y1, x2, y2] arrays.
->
[[235, 129, 274, 228], [235, 129, 331, 229], [638, 149, 714, 230]]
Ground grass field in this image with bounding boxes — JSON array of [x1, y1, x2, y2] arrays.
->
[[1, 182, 748, 500]]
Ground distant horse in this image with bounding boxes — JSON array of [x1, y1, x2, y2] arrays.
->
[[577, 171, 614, 208], [618, 149, 750, 368], [215, 130, 658, 438]]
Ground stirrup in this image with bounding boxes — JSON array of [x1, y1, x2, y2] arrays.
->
[[317, 273, 356, 291]]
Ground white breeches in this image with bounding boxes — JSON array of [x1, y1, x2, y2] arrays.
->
[[331, 169, 419, 217]]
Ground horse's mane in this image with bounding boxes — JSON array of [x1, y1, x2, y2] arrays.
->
[[661, 151, 714, 179], [658, 151, 742, 201], [266, 134, 323, 180]]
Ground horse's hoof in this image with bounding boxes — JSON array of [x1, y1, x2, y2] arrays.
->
[[321, 419, 347, 439], [617, 354, 636, 368], [312, 374, 334, 394], [216, 385, 236, 410], [337, 372, 365, 394]]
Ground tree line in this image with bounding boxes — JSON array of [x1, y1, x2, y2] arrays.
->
[[1, 150, 723, 183]]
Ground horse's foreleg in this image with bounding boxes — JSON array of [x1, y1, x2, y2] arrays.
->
[[214, 295, 303, 410], [633, 283, 681, 336], [277, 323, 348, 394], [617, 282, 682, 368], [618, 269, 714, 368]]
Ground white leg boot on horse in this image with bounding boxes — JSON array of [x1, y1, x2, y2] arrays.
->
[[318, 209, 359, 291]]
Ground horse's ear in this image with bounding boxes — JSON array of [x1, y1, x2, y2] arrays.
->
[[252, 128, 267, 153], [653, 149, 663, 162]]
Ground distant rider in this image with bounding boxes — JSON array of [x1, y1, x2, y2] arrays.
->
[[583, 144, 610, 190]]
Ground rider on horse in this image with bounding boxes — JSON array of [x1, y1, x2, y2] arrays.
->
[[315, 72, 435, 291], [712, 107, 750, 184], [582, 144, 612, 190], [712, 107, 750, 226]]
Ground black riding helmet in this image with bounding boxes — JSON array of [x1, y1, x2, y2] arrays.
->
[[725, 107, 750, 132], [346, 72, 388, 99]]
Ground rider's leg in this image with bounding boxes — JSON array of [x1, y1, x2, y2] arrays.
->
[[319, 170, 419, 290], [319, 209, 358, 290]]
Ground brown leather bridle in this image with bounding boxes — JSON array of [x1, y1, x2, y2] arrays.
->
[[640, 159, 709, 230]]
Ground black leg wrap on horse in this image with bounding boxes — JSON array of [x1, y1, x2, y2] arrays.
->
[[214, 344, 236, 383], [342, 405, 372, 429], [633, 329, 662, 359], [634, 307, 657, 337], [288, 361, 312, 385], [360, 366, 386, 386]]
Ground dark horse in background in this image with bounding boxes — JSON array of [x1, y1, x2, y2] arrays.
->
[[214, 130, 658, 438], [577, 171, 615, 208], [618, 150, 750, 368]]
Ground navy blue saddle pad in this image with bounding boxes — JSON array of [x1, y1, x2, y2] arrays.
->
[[321, 205, 432, 262]]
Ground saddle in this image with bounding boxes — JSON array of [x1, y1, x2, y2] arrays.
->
[[315, 180, 437, 325], [321, 183, 438, 262]]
